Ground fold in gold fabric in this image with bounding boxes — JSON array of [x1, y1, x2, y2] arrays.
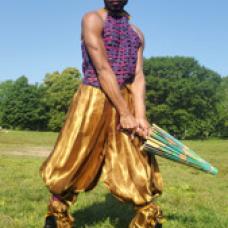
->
[[40, 83, 163, 226], [129, 203, 164, 228]]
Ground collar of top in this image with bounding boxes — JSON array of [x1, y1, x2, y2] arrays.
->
[[100, 7, 131, 20]]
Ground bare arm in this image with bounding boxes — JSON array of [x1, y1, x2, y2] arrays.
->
[[132, 44, 146, 119], [82, 12, 138, 130], [131, 26, 151, 137]]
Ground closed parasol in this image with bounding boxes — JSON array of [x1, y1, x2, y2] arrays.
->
[[141, 124, 218, 175]]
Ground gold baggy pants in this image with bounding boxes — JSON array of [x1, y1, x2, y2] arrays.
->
[[40, 83, 164, 227]]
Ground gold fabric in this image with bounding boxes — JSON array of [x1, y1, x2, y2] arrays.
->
[[129, 203, 164, 228], [46, 197, 74, 228], [40, 83, 163, 226]]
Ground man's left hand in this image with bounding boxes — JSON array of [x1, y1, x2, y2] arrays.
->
[[134, 117, 152, 139]]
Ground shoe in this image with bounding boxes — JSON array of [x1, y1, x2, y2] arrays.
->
[[44, 215, 57, 228], [129, 202, 165, 228], [155, 223, 162, 228], [44, 196, 74, 228]]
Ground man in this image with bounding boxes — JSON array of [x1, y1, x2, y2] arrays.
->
[[40, 0, 164, 227]]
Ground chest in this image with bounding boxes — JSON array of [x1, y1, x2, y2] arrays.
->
[[102, 16, 140, 50]]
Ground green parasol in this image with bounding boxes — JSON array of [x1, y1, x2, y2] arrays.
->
[[142, 124, 218, 175]]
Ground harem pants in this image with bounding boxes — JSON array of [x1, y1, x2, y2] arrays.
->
[[39, 83, 163, 227]]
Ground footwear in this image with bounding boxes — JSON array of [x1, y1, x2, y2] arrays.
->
[[129, 202, 165, 228], [44, 196, 74, 228], [155, 223, 162, 228], [44, 215, 57, 228]]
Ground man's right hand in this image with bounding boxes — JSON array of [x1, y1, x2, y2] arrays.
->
[[119, 113, 139, 131], [118, 112, 145, 140], [118, 112, 149, 140]]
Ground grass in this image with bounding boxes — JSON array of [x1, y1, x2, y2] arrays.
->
[[0, 130, 55, 156], [0, 130, 57, 146], [0, 130, 227, 227]]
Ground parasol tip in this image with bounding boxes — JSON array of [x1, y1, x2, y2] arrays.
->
[[210, 166, 218, 175]]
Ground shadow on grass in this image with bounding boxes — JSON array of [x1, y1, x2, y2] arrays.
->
[[166, 212, 197, 225], [72, 193, 135, 227]]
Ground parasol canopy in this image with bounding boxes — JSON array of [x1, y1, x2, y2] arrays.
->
[[142, 124, 218, 175]]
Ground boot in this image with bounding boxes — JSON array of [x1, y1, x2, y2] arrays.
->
[[44, 214, 57, 228], [129, 202, 164, 228], [43, 195, 74, 228]]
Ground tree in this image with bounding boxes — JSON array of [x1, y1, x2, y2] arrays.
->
[[1, 76, 48, 130], [216, 76, 228, 137], [144, 56, 221, 139], [42, 67, 81, 131], [0, 80, 14, 127]]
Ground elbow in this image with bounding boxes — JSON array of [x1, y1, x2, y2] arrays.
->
[[96, 65, 112, 81]]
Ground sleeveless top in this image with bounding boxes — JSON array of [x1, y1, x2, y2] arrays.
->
[[81, 9, 142, 88]]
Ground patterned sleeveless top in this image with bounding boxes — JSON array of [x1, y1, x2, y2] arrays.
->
[[81, 9, 142, 88]]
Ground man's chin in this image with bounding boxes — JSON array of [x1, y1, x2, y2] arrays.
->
[[110, 6, 124, 12]]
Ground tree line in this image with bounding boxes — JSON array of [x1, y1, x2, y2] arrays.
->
[[0, 57, 227, 139]]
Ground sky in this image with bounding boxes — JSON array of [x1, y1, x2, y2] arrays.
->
[[0, 0, 227, 84]]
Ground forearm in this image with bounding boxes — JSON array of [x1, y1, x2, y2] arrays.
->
[[82, 13, 131, 117], [131, 74, 146, 119], [98, 67, 130, 116]]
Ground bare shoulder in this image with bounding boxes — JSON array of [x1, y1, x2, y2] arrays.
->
[[81, 10, 105, 40], [130, 24, 145, 44], [82, 11, 103, 27]]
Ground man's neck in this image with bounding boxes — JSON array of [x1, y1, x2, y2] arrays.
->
[[104, 7, 129, 18]]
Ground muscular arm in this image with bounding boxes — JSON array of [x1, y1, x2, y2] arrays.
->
[[82, 12, 138, 130], [132, 43, 146, 119], [131, 26, 151, 137], [132, 27, 145, 118]]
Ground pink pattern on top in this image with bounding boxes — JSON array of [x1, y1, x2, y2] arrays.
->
[[81, 11, 141, 88]]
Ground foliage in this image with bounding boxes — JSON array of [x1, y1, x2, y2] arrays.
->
[[0, 67, 81, 131], [0, 76, 48, 130], [42, 67, 81, 131], [0, 80, 14, 126], [215, 76, 228, 137], [144, 56, 222, 139], [0, 59, 227, 138]]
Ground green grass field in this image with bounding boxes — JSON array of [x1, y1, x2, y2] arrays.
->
[[0, 130, 227, 227]]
